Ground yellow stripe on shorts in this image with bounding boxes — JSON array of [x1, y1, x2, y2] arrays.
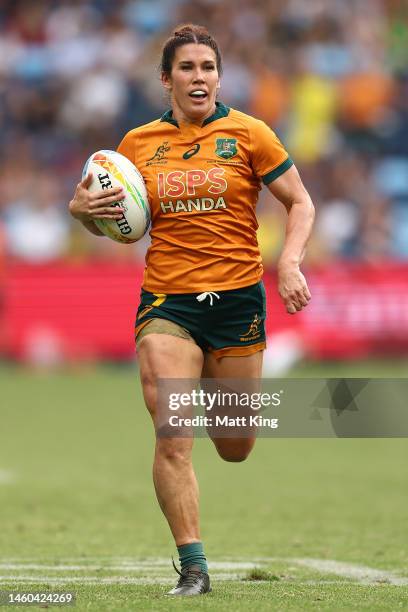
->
[[152, 293, 167, 307]]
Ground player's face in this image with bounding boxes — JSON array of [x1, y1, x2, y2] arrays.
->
[[162, 44, 220, 123]]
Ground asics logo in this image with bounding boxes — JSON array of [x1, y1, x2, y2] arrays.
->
[[183, 144, 200, 159]]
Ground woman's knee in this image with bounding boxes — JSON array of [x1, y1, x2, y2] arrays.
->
[[155, 437, 193, 464]]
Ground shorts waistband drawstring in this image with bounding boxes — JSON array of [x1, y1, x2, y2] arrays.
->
[[196, 292, 220, 306]]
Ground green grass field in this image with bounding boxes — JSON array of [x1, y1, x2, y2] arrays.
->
[[0, 362, 407, 610]]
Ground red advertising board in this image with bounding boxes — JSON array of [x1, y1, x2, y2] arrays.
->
[[2, 262, 408, 361], [264, 262, 408, 358]]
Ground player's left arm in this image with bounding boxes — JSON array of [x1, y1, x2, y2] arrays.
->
[[267, 164, 315, 315]]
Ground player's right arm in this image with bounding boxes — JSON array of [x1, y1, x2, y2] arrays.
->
[[69, 172, 126, 236]]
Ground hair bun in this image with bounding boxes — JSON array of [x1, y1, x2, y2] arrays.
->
[[174, 24, 210, 38]]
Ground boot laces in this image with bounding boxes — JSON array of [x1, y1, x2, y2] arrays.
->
[[172, 558, 202, 588]]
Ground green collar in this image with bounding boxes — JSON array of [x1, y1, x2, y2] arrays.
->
[[160, 101, 230, 128]]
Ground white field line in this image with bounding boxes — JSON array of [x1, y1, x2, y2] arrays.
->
[[0, 562, 258, 572], [0, 557, 260, 565], [0, 576, 401, 587], [292, 558, 408, 586], [0, 575, 241, 585], [0, 558, 407, 587]]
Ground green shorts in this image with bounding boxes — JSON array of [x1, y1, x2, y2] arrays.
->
[[135, 282, 266, 358]]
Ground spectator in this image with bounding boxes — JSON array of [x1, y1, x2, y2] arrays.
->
[[3, 173, 70, 262], [0, 0, 407, 264]]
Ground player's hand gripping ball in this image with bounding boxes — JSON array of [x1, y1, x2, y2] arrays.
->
[[82, 150, 151, 243]]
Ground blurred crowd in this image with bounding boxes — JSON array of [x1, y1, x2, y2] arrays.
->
[[1, 0, 408, 266]]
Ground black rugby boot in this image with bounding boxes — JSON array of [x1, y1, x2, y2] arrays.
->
[[167, 560, 211, 596]]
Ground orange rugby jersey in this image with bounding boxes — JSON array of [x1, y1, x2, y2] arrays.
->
[[117, 102, 293, 293]]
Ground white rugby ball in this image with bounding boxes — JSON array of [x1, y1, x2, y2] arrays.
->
[[82, 150, 150, 243]]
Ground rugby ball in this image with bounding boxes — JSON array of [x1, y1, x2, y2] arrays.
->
[[82, 150, 150, 243]]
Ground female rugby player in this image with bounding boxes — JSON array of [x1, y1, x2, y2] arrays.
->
[[69, 24, 315, 596]]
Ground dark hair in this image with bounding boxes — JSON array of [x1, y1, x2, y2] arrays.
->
[[160, 24, 222, 76]]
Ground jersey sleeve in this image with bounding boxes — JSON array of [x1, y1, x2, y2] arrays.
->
[[117, 131, 136, 164], [250, 119, 293, 185]]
